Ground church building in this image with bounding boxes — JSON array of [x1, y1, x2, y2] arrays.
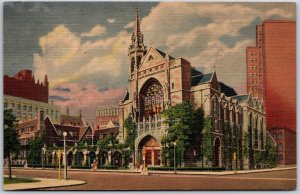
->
[[117, 10, 268, 170]]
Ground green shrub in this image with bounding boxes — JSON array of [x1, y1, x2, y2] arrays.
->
[[11, 164, 24, 167], [70, 165, 92, 169]]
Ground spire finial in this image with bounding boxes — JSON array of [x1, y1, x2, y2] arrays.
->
[[135, 8, 140, 37], [213, 64, 216, 72]]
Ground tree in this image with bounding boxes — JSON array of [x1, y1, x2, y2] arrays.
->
[[4, 109, 20, 179], [27, 137, 44, 166], [162, 102, 204, 166], [264, 137, 277, 168], [203, 117, 213, 163], [124, 116, 135, 152]]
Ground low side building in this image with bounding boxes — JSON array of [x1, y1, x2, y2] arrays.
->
[[4, 95, 60, 123], [268, 128, 296, 166]]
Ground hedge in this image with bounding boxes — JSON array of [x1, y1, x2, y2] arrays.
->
[[11, 164, 25, 167], [70, 166, 92, 169], [147, 166, 226, 172], [27, 164, 64, 168], [98, 166, 119, 170]]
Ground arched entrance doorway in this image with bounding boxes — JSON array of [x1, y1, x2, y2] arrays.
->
[[99, 151, 108, 166], [214, 137, 221, 167], [67, 152, 73, 166], [138, 135, 160, 166], [113, 151, 122, 167], [76, 151, 84, 166], [89, 151, 96, 166]]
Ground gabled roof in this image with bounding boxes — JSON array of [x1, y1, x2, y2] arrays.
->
[[191, 73, 213, 86], [232, 95, 249, 102], [219, 82, 237, 97], [60, 114, 84, 126], [155, 48, 175, 60], [191, 68, 202, 77], [17, 119, 38, 129], [79, 126, 92, 141], [122, 90, 129, 102]]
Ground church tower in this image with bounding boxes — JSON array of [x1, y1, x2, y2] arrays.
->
[[128, 9, 147, 120]]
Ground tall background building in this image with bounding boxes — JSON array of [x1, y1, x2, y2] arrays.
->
[[246, 20, 296, 131]]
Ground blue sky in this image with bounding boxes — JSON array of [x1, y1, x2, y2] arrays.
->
[[3, 2, 296, 123]]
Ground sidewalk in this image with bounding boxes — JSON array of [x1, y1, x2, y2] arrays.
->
[[148, 166, 297, 176], [3, 176, 85, 190], [10, 166, 296, 176]]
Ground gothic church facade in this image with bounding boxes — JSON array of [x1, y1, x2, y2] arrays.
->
[[118, 10, 267, 170]]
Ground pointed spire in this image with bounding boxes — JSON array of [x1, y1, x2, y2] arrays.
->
[[135, 8, 141, 38], [44, 74, 48, 86], [165, 52, 170, 61], [66, 106, 69, 116]]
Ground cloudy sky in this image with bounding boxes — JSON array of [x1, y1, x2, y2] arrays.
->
[[4, 2, 295, 124]]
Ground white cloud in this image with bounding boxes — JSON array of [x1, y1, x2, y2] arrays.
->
[[33, 25, 130, 88], [107, 18, 116, 23], [124, 21, 135, 29], [81, 24, 106, 37], [139, 2, 295, 94]]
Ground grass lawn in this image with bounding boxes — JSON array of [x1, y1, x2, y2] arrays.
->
[[4, 177, 41, 184]]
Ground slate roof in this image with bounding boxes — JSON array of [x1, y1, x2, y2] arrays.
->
[[219, 82, 237, 97], [232, 95, 249, 102], [191, 68, 202, 77], [156, 48, 175, 60], [191, 73, 213, 86], [122, 91, 129, 102], [17, 119, 38, 129], [60, 115, 84, 126]]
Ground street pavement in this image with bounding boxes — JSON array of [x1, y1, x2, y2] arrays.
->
[[3, 168, 297, 190]]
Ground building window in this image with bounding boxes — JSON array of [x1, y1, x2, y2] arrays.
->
[[172, 83, 175, 89], [278, 143, 283, 150], [4, 102, 8, 108], [28, 105, 32, 112], [23, 105, 27, 111], [17, 104, 21, 110], [11, 102, 15, 108], [35, 107, 38, 112], [278, 132, 283, 138], [279, 154, 283, 161], [148, 55, 154, 62]]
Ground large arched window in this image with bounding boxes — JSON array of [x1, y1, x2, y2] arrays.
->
[[140, 79, 164, 118]]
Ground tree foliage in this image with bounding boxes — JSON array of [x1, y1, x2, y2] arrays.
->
[[124, 116, 135, 152], [27, 137, 44, 165], [264, 137, 277, 167], [203, 117, 213, 162], [4, 109, 20, 179], [162, 102, 204, 166]]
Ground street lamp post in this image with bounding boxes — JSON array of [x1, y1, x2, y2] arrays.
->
[[174, 142, 177, 174], [42, 144, 46, 169], [63, 131, 68, 180]]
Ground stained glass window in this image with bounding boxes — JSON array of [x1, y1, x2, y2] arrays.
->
[[142, 82, 164, 118]]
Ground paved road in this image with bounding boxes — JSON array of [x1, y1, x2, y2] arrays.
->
[[4, 168, 296, 190]]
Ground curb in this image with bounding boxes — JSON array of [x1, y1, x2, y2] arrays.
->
[[4, 177, 86, 191], [8, 166, 296, 176]]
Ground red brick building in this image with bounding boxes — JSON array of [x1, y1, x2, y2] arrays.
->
[[268, 128, 296, 166], [4, 69, 49, 103], [246, 20, 296, 131]]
